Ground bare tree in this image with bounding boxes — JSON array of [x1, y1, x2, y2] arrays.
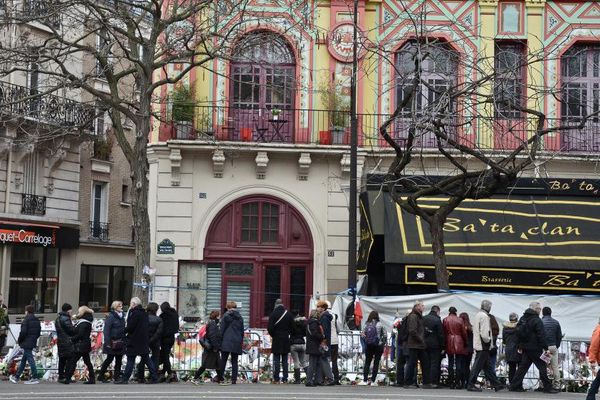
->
[[0, 0, 306, 300], [364, 3, 593, 290]]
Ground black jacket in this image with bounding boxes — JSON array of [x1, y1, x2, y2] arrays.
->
[[126, 305, 150, 355], [517, 308, 547, 352], [220, 309, 244, 354], [267, 305, 293, 354], [18, 313, 41, 350], [205, 318, 222, 351], [148, 314, 163, 346], [502, 321, 520, 363], [103, 311, 126, 355], [319, 311, 333, 356], [55, 311, 76, 357], [542, 315, 563, 347], [423, 311, 444, 350], [290, 316, 306, 345], [73, 313, 93, 354], [160, 307, 179, 345], [305, 317, 324, 355]]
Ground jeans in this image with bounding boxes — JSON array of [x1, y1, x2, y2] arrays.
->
[[469, 350, 501, 388], [58, 355, 74, 380], [509, 349, 553, 391], [316, 355, 334, 384], [272, 353, 289, 382], [15, 348, 37, 380], [330, 344, 340, 382], [305, 354, 320, 385], [122, 353, 157, 382], [587, 370, 600, 400], [137, 343, 160, 379], [99, 354, 123, 380], [364, 344, 383, 382], [220, 352, 239, 383], [484, 351, 499, 384], [508, 361, 518, 385], [405, 348, 429, 386], [290, 344, 307, 369], [159, 339, 174, 376], [396, 347, 407, 385], [426, 348, 442, 385]]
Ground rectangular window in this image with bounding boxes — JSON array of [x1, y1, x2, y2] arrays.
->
[[494, 42, 526, 119], [241, 202, 259, 243], [9, 247, 59, 314], [79, 265, 133, 312], [261, 203, 279, 243], [91, 181, 108, 239], [96, 28, 113, 76], [94, 103, 109, 136], [121, 184, 129, 203], [290, 267, 306, 316], [264, 266, 281, 316]]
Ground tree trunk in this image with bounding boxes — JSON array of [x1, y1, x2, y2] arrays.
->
[[429, 214, 450, 290]]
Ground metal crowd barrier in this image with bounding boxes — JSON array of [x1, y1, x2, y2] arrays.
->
[[1, 326, 596, 391]]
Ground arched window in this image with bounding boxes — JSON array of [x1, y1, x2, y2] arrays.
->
[[229, 31, 296, 142], [561, 44, 600, 151], [393, 40, 458, 147]]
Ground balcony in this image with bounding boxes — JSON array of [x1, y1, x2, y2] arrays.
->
[[21, 193, 46, 216], [0, 81, 94, 129], [159, 106, 600, 154], [89, 221, 109, 241], [23, 0, 61, 28]]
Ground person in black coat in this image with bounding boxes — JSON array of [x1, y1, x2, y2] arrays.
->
[[423, 305, 445, 388], [290, 311, 307, 384], [98, 301, 126, 382], [219, 301, 244, 384], [508, 302, 558, 393], [502, 312, 521, 386], [136, 302, 163, 382], [193, 310, 223, 383], [66, 306, 95, 384], [304, 309, 324, 387], [158, 301, 179, 382], [115, 297, 158, 384], [267, 299, 294, 383], [0, 293, 9, 351], [10, 305, 41, 384], [316, 301, 334, 385], [56, 303, 76, 383]]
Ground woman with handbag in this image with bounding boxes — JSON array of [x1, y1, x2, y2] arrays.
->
[[98, 301, 126, 382], [192, 310, 223, 384], [304, 309, 324, 387], [66, 306, 95, 384]]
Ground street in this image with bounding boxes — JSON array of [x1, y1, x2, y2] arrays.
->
[[0, 383, 586, 400]]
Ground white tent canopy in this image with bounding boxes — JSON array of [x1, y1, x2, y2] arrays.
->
[[332, 291, 600, 341]]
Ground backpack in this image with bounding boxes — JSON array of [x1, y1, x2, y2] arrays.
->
[[515, 317, 529, 342], [398, 318, 409, 343], [364, 321, 379, 345]]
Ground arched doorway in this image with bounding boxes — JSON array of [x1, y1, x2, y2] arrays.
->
[[229, 31, 296, 142], [203, 195, 313, 327]]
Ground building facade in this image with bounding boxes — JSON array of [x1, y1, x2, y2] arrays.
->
[[148, 0, 600, 326]]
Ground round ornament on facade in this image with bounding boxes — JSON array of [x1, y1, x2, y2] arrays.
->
[[327, 22, 366, 63]]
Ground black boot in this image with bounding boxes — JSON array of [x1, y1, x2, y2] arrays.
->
[[294, 369, 301, 384]]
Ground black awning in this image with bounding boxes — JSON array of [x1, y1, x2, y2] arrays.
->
[[381, 193, 600, 271], [357, 191, 391, 273]]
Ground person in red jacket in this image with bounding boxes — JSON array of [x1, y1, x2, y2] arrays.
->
[[443, 307, 467, 389], [587, 318, 600, 400]]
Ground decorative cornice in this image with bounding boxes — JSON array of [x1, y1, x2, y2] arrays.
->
[[169, 148, 182, 186], [255, 151, 269, 180], [298, 152, 311, 181], [212, 149, 225, 178]]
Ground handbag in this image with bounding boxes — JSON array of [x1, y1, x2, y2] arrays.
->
[[319, 342, 329, 355]]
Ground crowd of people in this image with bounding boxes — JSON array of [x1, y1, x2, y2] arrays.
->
[[6, 294, 600, 399]]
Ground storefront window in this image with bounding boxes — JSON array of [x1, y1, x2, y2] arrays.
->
[[9, 247, 59, 314], [79, 265, 133, 312]]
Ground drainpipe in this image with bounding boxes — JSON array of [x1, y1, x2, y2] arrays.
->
[[0, 146, 11, 296]]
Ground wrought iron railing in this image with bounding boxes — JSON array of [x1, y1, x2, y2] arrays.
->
[[89, 221, 109, 241], [0, 80, 94, 129], [21, 193, 46, 216], [161, 106, 600, 153], [23, 0, 61, 28]]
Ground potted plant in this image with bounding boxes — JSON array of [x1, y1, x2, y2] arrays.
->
[[171, 85, 195, 138], [270, 108, 282, 120], [320, 81, 350, 144]]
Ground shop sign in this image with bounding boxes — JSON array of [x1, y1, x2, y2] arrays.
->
[[157, 238, 175, 254], [405, 265, 600, 293]]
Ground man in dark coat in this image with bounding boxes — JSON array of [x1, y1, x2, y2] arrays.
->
[[542, 307, 563, 389], [404, 300, 429, 388], [159, 301, 179, 382], [423, 305, 444, 388], [219, 301, 244, 384], [136, 302, 163, 382], [9, 305, 41, 384], [509, 302, 558, 393], [267, 299, 293, 383], [115, 297, 158, 384], [56, 303, 76, 383]]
